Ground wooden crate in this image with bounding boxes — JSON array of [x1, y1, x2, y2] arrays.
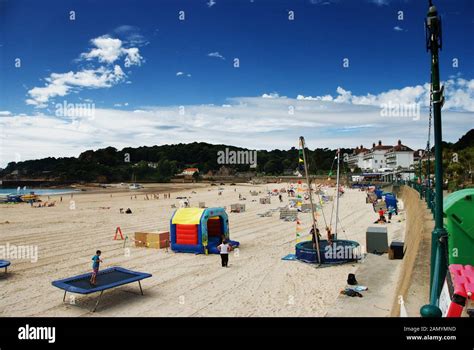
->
[[134, 232, 148, 248], [134, 231, 170, 249], [280, 208, 298, 220], [230, 203, 246, 213], [300, 203, 313, 212]]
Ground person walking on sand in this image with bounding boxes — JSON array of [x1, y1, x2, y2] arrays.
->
[[217, 239, 232, 267], [90, 250, 103, 285]]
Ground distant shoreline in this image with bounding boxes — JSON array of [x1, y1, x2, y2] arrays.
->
[[0, 182, 217, 197]]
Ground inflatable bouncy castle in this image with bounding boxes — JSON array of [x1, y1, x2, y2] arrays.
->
[[170, 207, 240, 254]]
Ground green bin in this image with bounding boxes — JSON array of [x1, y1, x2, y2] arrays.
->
[[444, 189, 474, 265]]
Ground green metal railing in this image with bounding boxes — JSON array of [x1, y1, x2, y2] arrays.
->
[[403, 179, 446, 318], [407, 180, 435, 219]]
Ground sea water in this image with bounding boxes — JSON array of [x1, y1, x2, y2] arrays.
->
[[0, 188, 79, 196]]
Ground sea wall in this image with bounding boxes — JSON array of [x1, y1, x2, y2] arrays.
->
[[389, 185, 434, 316]]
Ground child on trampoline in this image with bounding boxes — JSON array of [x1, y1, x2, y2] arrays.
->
[[90, 250, 103, 285], [326, 226, 333, 245]]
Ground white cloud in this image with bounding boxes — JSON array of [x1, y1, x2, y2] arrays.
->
[[123, 47, 143, 67], [26, 66, 125, 107], [208, 51, 225, 60], [176, 71, 191, 78], [309, 0, 339, 5], [26, 34, 143, 107], [297, 94, 333, 101], [369, 0, 390, 6], [6, 79, 473, 167], [114, 25, 149, 46], [81, 35, 143, 66], [262, 92, 284, 99], [81, 36, 123, 63], [296, 79, 474, 112], [114, 25, 137, 34], [207, 0, 216, 7], [0, 111, 12, 116]]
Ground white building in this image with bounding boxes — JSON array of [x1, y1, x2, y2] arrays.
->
[[362, 141, 392, 171], [181, 168, 199, 176], [384, 140, 414, 170], [347, 145, 368, 171]]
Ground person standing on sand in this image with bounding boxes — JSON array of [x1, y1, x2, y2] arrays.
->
[[217, 239, 232, 267], [90, 250, 103, 285], [310, 226, 321, 249]]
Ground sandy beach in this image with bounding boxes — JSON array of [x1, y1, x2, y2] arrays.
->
[[0, 183, 405, 317]]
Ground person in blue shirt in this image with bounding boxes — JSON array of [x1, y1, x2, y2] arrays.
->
[[90, 250, 103, 285]]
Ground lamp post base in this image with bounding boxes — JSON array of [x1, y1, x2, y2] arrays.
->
[[420, 304, 442, 317]]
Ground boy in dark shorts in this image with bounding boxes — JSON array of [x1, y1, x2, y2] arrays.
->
[[217, 239, 233, 267], [90, 250, 103, 285]]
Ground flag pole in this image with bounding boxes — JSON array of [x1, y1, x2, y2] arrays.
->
[[299, 136, 321, 264]]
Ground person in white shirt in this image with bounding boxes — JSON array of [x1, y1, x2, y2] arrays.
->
[[217, 239, 233, 267]]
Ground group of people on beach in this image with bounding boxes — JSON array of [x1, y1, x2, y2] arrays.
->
[[130, 193, 172, 201], [374, 206, 397, 224], [30, 200, 56, 208]]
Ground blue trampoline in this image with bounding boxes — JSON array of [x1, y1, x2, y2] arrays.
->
[[52, 267, 152, 312], [0, 260, 11, 273], [295, 240, 361, 265]]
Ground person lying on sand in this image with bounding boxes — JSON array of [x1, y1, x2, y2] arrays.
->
[[90, 250, 103, 285]]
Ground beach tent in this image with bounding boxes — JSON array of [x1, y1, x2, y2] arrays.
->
[[384, 193, 398, 210], [170, 207, 239, 254]]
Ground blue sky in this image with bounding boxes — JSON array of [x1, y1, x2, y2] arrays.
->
[[0, 0, 473, 166]]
